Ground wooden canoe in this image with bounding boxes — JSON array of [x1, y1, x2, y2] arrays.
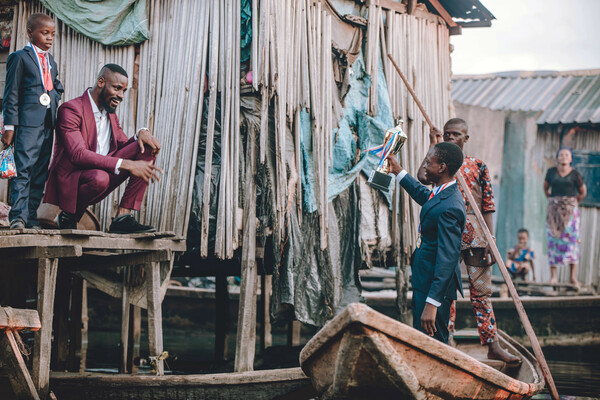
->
[[299, 303, 545, 400], [45, 368, 315, 400]]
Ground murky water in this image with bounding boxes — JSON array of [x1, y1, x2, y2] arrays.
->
[[86, 331, 600, 398]]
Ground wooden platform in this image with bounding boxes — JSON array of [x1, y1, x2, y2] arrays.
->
[[0, 229, 186, 399]]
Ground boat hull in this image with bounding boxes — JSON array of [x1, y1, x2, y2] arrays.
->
[[300, 303, 545, 400]]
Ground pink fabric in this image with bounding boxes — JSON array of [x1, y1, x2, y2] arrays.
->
[[44, 90, 135, 214]]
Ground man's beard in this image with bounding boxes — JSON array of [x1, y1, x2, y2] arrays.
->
[[100, 87, 118, 114]]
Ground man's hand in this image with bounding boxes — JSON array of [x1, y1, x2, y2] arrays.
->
[[421, 302, 438, 336], [385, 155, 403, 175], [1, 130, 14, 149], [137, 129, 161, 156], [121, 159, 163, 183], [483, 245, 496, 266], [429, 127, 443, 146]]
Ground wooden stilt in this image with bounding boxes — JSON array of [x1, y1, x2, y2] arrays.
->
[[234, 117, 258, 372], [287, 320, 302, 347], [32, 258, 59, 398], [260, 274, 272, 352], [120, 267, 131, 374], [68, 276, 84, 372], [1, 331, 41, 400], [146, 261, 164, 375], [130, 305, 142, 374], [53, 270, 72, 371], [80, 280, 88, 372], [215, 274, 230, 363]]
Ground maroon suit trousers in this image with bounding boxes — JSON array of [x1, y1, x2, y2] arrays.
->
[[75, 141, 155, 220]]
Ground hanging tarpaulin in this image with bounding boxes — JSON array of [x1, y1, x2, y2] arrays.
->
[[40, 0, 149, 46]]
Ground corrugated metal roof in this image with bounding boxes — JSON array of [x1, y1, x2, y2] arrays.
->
[[423, 0, 495, 27], [451, 70, 600, 124]]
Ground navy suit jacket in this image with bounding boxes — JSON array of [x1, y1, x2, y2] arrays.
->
[[3, 45, 64, 128], [400, 173, 466, 303]]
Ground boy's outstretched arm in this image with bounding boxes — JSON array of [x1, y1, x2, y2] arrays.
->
[[387, 155, 432, 206]]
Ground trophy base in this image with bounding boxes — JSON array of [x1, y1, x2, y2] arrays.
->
[[368, 170, 393, 192]]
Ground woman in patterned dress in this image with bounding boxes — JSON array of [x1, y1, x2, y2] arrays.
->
[[543, 148, 587, 286]]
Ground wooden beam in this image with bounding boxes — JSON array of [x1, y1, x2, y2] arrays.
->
[[130, 306, 141, 374], [32, 258, 59, 399], [146, 261, 165, 375], [120, 268, 131, 374], [0, 331, 41, 400], [61, 250, 172, 270], [287, 320, 302, 347], [407, 0, 416, 14], [0, 307, 41, 331], [259, 275, 272, 352], [449, 25, 462, 35], [0, 235, 186, 252], [234, 114, 258, 372], [53, 270, 72, 371], [68, 276, 84, 372], [368, 0, 406, 14], [427, 0, 457, 27], [215, 274, 230, 364], [0, 246, 82, 263]]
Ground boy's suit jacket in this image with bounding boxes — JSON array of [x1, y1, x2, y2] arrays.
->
[[44, 90, 135, 214], [400, 173, 466, 303], [3, 45, 64, 127]]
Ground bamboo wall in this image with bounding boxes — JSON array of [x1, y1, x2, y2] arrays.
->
[[9, 0, 454, 268]]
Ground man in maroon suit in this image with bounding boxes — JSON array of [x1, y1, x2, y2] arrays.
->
[[44, 64, 162, 233]]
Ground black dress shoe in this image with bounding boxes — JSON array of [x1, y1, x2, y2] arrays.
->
[[108, 214, 156, 234], [10, 218, 25, 229], [57, 211, 77, 230]]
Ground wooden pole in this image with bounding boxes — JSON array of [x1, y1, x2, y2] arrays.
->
[[387, 53, 560, 400], [386, 54, 435, 129]]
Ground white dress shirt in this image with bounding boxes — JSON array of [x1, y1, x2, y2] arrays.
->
[[396, 170, 457, 308], [87, 90, 122, 174]]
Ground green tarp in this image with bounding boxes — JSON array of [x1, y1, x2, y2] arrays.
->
[[40, 0, 149, 46]]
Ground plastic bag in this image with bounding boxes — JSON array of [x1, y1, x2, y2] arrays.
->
[[0, 145, 16, 179]]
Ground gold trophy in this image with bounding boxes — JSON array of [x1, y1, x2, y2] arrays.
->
[[367, 120, 407, 192]]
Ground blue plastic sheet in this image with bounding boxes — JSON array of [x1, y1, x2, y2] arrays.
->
[[300, 51, 395, 212]]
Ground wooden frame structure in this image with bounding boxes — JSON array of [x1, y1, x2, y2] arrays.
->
[[0, 229, 185, 398]]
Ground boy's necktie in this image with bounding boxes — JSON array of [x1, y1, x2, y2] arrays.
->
[[36, 51, 54, 91]]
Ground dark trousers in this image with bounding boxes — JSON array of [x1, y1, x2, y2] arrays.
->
[[9, 110, 53, 226], [74, 141, 155, 221], [412, 289, 452, 344]]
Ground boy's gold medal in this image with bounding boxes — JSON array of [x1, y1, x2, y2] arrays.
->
[[416, 234, 421, 248], [39, 92, 51, 106]]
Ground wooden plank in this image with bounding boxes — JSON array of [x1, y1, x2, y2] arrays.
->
[[367, 0, 407, 14], [287, 320, 302, 346], [0, 235, 186, 252], [0, 246, 82, 262], [68, 276, 84, 372], [260, 274, 272, 352], [61, 250, 172, 270], [130, 306, 141, 374], [52, 270, 72, 371], [146, 261, 164, 375], [0, 331, 41, 400], [0, 307, 41, 331], [32, 257, 59, 399], [120, 268, 131, 374], [426, 0, 457, 27], [234, 110, 258, 372], [215, 274, 230, 364]]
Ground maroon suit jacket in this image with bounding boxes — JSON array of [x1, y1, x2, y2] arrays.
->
[[44, 90, 135, 214]]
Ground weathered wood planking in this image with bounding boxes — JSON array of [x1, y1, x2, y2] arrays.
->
[[1, 331, 41, 400], [0, 307, 41, 332], [0, 234, 185, 252], [49, 368, 314, 400], [32, 258, 59, 399]]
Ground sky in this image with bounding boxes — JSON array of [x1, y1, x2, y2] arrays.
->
[[450, 0, 600, 75]]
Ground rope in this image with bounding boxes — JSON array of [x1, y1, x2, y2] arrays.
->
[[1, 307, 32, 358]]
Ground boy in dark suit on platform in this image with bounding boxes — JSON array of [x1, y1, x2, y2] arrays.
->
[[1, 13, 63, 229], [386, 142, 466, 343]]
